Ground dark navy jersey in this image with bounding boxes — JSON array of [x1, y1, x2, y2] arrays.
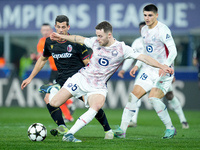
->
[[43, 37, 89, 86]]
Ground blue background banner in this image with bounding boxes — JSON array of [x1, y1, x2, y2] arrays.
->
[[0, 0, 199, 34]]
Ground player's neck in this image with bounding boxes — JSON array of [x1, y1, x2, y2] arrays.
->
[[106, 37, 115, 47], [148, 20, 158, 29]]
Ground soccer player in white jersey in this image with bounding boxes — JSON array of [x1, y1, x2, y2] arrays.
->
[[114, 4, 178, 139], [47, 21, 173, 142], [118, 22, 189, 129], [118, 22, 146, 127]]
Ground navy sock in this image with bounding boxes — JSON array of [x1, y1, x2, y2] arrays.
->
[[46, 103, 65, 126], [95, 108, 111, 131]]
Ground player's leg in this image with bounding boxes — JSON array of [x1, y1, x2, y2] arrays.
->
[[166, 87, 189, 129], [129, 98, 142, 127], [66, 98, 76, 116], [114, 70, 152, 138], [149, 87, 176, 139], [63, 94, 105, 142], [95, 108, 113, 139], [42, 85, 69, 136], [114, 85, 146, 138], [60, 101, 74, 122], [78, 96, 113, 139]]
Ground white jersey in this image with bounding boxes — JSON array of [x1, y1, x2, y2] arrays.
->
[[131, 36, 144, 53], [141, 21, 177, 72], [121, 36, 144, 71], [79, 37, 140, 89]]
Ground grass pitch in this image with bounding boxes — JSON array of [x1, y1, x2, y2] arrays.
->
[[0, 107, 199, 150]]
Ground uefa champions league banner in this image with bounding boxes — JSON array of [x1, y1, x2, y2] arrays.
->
[[0, 0, 199, 34]]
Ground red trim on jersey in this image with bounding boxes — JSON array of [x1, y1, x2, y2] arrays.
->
[[56, 40, 67, 43], [82, 55, 90, 60], [164, 44, 169, 58]]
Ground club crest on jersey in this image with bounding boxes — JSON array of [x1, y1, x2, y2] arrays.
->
[[51, 45, 53, 49], [112, 50, 118, 56], [67, 45, 73, 52]]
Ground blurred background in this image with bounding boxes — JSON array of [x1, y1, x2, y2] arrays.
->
[[0, 0, 200, 110]]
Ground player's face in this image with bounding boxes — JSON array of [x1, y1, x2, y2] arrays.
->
[[40, 26, 53, 37], [55, 22, 70, 35], [143, 11, 158, 29], [96, 29, 109, 46]]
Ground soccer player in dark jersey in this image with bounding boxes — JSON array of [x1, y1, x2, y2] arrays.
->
[[21, 15, 113, 139]]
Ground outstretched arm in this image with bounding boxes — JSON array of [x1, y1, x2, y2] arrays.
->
[[50, 32, 86, 44], [132, 54, 174, 77]]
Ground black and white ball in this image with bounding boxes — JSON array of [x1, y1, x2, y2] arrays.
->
[[27, 123, 47, 141]]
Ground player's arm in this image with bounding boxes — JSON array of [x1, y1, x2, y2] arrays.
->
[[83, 57, 90, 66], [135, 54, 174, 76], [21, 56, 48, 90], [118, 59, 134, 78], [50, 32, 86, 45], [160, 27, 177, 67]]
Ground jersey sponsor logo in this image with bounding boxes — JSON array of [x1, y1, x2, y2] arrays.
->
[[97, 47, 101, 50], [146, 45, 153, 53], [166, 34, 171, 39], [98, 58, 109, 66], [52, 52, 72, 60], [112, 50, 118, 56], [67, 45, 73, 52]]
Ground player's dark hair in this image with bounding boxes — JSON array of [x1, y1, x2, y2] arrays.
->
[[42, 23, 50, 26], [95, 21, 112, 33], [139, 21, 146, 27], [143, 4, 158, 13], [55, 15, 69, 26]]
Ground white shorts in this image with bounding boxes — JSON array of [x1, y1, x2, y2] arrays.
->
[[63, 73, 108, 107], [134, 67, 174, 95], [167, 84, 173, 92]]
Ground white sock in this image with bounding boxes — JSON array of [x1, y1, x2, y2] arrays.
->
[[120, 93, 138, 132], [67, 108, 97, 135], [131, 107, 139, 123], [49, 87, 59, 103], [168, 96, 187, 123], [149, 97, 174, 129], [131, 99, 141, 123]]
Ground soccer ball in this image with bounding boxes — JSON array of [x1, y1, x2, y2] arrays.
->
[[27, 123, 47, 141]]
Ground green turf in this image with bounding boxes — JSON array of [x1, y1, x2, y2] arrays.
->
[[0, 107, 199, 150]]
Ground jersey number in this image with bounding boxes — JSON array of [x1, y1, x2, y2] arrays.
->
[[140, 73, 148, 80], [98, 58, 109, 66], [71, 84, 78, 91]]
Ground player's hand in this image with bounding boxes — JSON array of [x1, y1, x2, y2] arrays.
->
[[21, 78, 31, 90], [118, 70, 125, 78], [129, 66, 138, 78], [159, 65, 174, 76], [50, 32, 62, 41]]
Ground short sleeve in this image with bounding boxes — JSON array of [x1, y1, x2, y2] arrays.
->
[[84, 37, 97, 48], [43, 38, 51, 57], [76, 44, 90, 60], [123, 44, 140, 60]]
